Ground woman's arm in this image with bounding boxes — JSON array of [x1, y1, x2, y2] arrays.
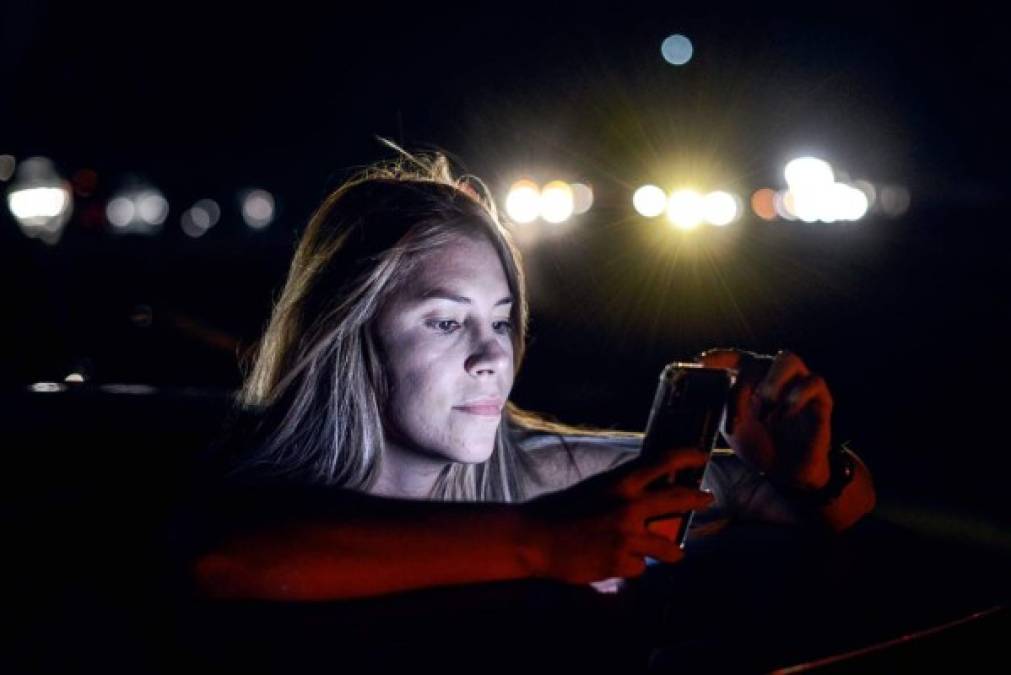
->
[[726, 448, 877, 532], [188, 445, 716, 601], [696, 349, 877, 533], [194, 491, 538, 601], [525, 438, 874, 534], [773, 447, 877, 533], [817, 449, 877, 530]]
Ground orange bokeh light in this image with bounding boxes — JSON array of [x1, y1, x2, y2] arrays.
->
[[751, 188, 776, 221]]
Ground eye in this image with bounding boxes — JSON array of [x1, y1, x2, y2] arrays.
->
[[427, 319, 462, 333], [494, 320, 514, 333]]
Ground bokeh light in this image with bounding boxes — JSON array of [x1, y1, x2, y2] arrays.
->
[[30, 382, 66, 393], [784, 157, 835, 191], [181, 210, 207, 238], [702, 191, 739, 226], [181, 198, 221, 238], [774, 190, 796, 221], [570, 182, 594, 215], [830, 183, 870, 221], [241, 189, 275, 229], [136, 190, 169, 225], [196, 198, 221, 226], [505, 179, 540, 224], [105, 185, 167, 235], [790, 189, 823, 223], [539, 180, 575, 224], [6, 156, 73, 245], [8, 188, 70, 222], [666, 189, 705, 230], [751, 188, 777, 220], [880, 185, 911, 217], [853, 179, 876, 209], [106, 196, 135, 228], [780, 157, 872, 223], [661, 34, 694, 66], [632, 185, 667, 217]]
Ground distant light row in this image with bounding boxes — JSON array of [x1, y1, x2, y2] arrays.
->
[[504, 156, 910, 231], [1, 155, 275, 245], [504, 180, 594, 224], [105, 188, 274, 237], [5, 153, 912, 246], [633, 187, 741, 228], [632, 157, 910, 227]]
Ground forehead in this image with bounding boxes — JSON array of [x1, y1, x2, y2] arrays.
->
[[408, 236, 510, 294]]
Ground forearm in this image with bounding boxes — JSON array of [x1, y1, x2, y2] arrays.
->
[[193, 495, 539, 601]]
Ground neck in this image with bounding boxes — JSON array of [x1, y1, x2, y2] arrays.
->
[[370, 440, 449, 499]]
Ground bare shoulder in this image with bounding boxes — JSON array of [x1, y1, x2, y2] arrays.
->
[[521, 436, 641, 499]]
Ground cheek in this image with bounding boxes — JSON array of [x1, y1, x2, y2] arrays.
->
[[387, 349, 454, 423], [389, 359, 500, 453]]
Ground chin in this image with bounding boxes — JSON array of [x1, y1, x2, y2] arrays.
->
[[449, 429, 498, 464], [450, 442, 496, 464]]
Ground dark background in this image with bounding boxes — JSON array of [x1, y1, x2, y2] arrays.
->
[[2, 3, 1008, 558]]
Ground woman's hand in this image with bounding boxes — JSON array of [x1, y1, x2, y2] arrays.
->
[[699, 349, 833, 491], [518, 445, 715, 584]]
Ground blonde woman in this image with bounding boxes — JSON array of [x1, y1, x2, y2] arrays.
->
[[189, 146, 877, 601]]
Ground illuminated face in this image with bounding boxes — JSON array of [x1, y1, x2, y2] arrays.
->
[[372, 235, 516, 496]]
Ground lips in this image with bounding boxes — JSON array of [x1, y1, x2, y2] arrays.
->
[[453, 397, 504, 416]]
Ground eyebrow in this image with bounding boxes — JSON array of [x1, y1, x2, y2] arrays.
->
[[416, 287, 514, 307]]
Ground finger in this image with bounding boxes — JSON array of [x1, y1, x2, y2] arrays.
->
[[698, 348, 774, 380], [754, 350, 811, 412], [696, 348, 746, 370], [618, 446, 709, 495], [628, 534, 687, 564], [615, 556, 648, 578], [720, 351, 774, 435], [778, 373, 833, 419], [632, 487, 715, 522]]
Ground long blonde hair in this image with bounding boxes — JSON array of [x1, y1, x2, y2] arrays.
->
[[225, 143, 635, 502]]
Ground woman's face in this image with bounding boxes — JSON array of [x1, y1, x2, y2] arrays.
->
[[375, 234, 515, 468]]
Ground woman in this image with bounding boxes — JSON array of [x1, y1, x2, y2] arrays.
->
[[190, 146, 877, 601]]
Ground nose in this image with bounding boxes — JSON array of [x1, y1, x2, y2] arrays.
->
[[464, 326, 511, 377]]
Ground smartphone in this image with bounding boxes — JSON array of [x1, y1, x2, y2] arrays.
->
[[641, 362, 735, 548]]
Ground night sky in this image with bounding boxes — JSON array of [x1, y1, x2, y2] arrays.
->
[[3, 3, 1009, 521]]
